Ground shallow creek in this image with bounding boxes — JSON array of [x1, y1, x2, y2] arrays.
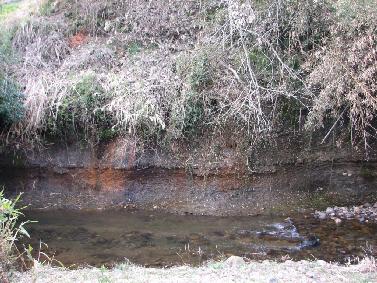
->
[[22, 209, 377, 267]]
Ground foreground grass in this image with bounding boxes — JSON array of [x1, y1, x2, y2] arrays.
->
[[9, 257, 377, 283]]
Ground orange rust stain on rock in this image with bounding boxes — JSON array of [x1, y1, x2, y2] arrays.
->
[[101, 138, 137, 169], [68, 31, 88, 48], [75, 168, 128, 191]]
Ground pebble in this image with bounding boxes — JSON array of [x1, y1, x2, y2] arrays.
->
[[345, 212, 353, 219], [224, 256, 246, 268], [314, 204, 377, 223], [317, 212, 327, 220], [325, 207, 334, 214]]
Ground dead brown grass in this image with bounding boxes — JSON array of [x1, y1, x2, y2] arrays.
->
[[1, 0, 376, 155]]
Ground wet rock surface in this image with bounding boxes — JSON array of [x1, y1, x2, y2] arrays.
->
[[314, 203, 377, 223], [257, 219, 300, 239], [255, 219, 320, 251]]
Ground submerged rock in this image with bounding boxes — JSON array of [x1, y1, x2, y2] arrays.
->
[[299, 236, 320, 249], [316, 211, 327, 220], [257, 219, 321, 251], [257, 219, 300, 239]]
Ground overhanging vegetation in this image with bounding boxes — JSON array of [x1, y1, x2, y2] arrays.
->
[[0, 0, 375, 154]]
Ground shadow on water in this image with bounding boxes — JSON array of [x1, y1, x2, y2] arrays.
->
[[20, 209, 377, 268]]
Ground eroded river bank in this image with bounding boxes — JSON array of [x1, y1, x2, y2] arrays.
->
[[2, 140, 377, 277]]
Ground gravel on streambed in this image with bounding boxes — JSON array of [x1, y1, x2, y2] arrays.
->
[[314, 202, 377, 224], [10, 256, 377, 283]]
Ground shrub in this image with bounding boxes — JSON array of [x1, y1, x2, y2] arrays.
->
[[169, 91, 205, 138], [103, 75, 167, 139], [48, 73, 115, 141], [0, 75, 24, 127], [190, 54, 213, 92]]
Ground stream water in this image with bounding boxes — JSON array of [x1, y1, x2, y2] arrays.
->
[[22, 209, 377, 267]]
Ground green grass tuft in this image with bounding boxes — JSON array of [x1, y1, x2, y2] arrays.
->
[[0, 2, 20, 20]]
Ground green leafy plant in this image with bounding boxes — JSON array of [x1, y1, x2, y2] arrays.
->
[[249, 48, 271, 74], [126, 41, 142, 56], [169, 91, 205, 138], [190, 54, 213, 91], [181, 92, 205, 136], [99, 265, 112, 283], [0, 191, 31, 271]]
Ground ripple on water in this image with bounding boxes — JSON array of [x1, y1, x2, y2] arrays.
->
[[20, 209, 377, 267]]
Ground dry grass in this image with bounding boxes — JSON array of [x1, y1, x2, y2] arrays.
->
[[9, 257, 377, 283], [1, 0, 376, 154], [305, 0, 377, 152]]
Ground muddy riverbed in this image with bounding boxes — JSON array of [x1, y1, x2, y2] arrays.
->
[[20, 209, 377, 268]]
